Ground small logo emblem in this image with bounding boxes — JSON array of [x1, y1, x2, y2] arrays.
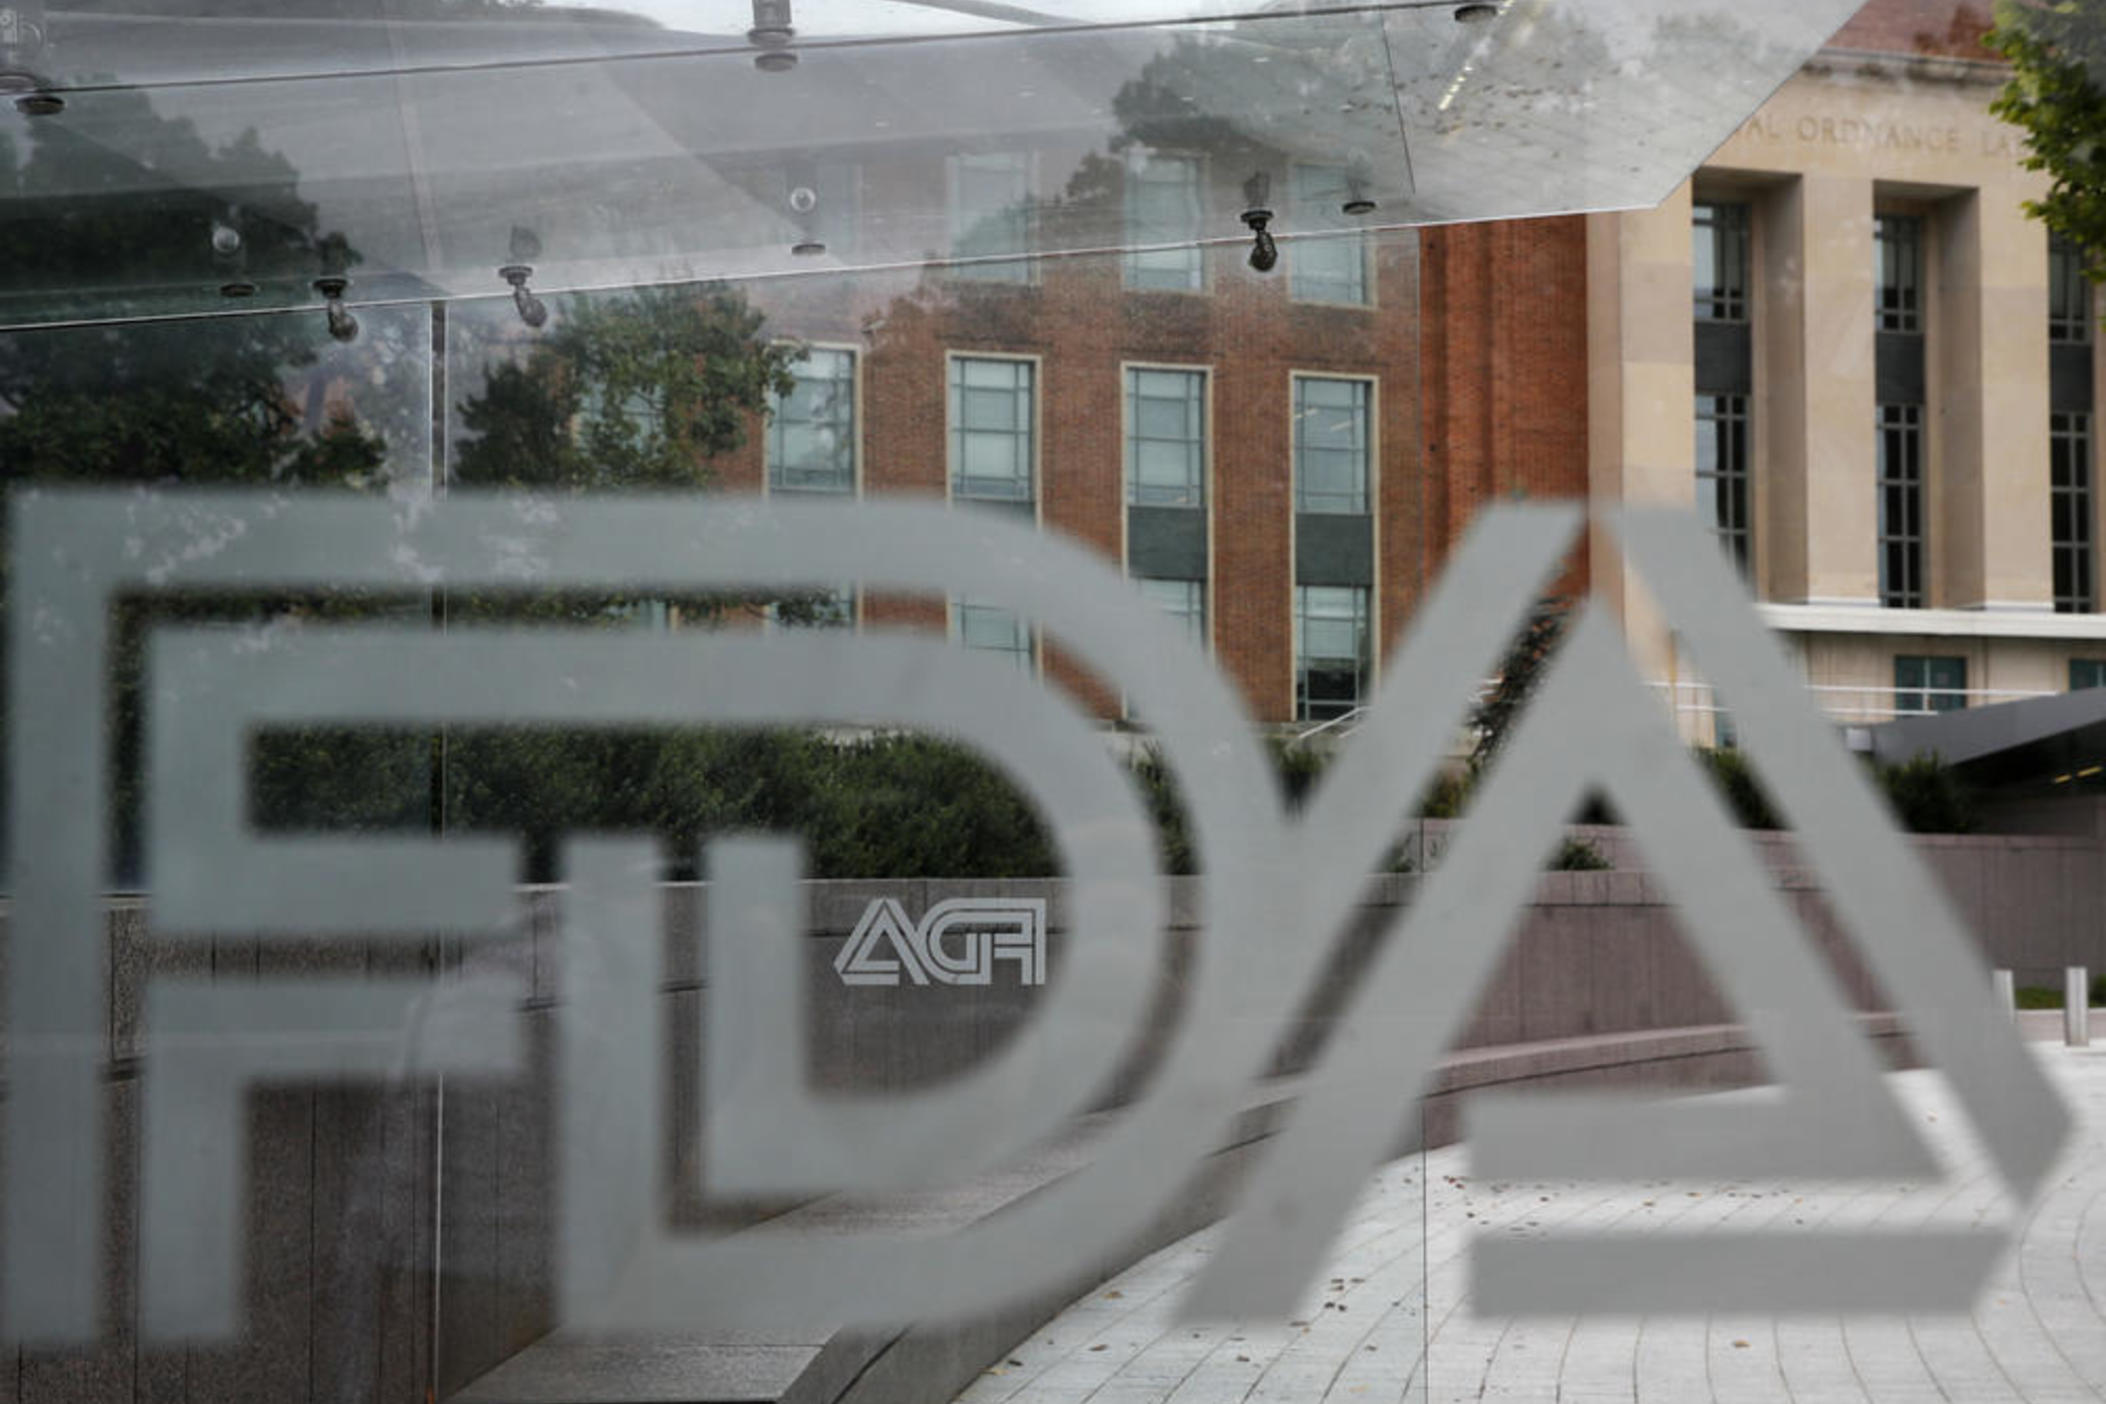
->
[[834, 897, 1047, 986]]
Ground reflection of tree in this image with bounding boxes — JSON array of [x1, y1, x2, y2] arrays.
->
[[451, 282, 796, 491], [0, 86, 410, 884], [0, 87, 388, 482]]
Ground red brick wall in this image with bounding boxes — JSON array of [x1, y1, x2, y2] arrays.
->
[[717, 215, 1591, 724], [1418, 217, 1592, 608], [1828, 0, 1997, 60]]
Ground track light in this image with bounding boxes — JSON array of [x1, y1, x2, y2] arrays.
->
[[312, 276, 359, 343], [1241, 171, 1277, 274], [500, 264, 548, 328], [749, 0, 797, 70], [0, 71, 60, 116]]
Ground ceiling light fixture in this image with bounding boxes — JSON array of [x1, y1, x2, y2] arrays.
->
[[1453, 2, 1498, 22], [750, 0, 798, 71], [312, 276, 359, 343], [500, 263, 548, 328], [1241, 172, 1278, 273], [0, 71, 60, 116]]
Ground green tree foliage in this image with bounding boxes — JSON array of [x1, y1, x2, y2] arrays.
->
[[0, 88, 389, 485], [1989, 3, 2106, 266], [1868, 751, 1980, 834], [450, 283, 798, 492], [1692, 746, 1785, 829]]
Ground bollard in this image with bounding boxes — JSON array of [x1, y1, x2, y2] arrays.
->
[[1994, 968, 2016, 1022], [2068, 966, 2092, 1048]]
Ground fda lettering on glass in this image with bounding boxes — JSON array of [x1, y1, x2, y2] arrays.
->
[[4, 490, 2065, 1346]]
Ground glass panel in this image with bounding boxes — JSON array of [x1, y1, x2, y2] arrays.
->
[[1693, 201, 1749, 322]]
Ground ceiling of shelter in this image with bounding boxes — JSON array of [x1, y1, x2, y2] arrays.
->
[[0, 0, 1871, 327]]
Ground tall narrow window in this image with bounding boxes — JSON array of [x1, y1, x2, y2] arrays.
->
[[1878, 403, 1925, 609], [1125, 152, 1203, 293], [2055, 411, 2094, 613], [949, 357, 1034, 505], [1692, 201, 1749, 322], [1875, 213, 1923, 334], [2052, 235, 2097, 613], [1289, 165, 1369, 306], [1693, 201, 1754, 576], [953, 599, 1033, 671], [948, 152, 1031, 283], [1894, 654, 1965, 715], [2052, 235, 2092, 344], [1126, 368, 1205, 507], [1877, 215, 1927, 608], [1296, 585, 1368, 721], [767, 347, 855, 494], [1695, 394, 1750, 574], [1293, 376, 1371, 515], [1136, 577, 1205, 643]]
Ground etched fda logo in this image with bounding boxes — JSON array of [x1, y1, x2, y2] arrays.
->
[[3, 489, 2069, 1345], [835, 897, 1047, 986]]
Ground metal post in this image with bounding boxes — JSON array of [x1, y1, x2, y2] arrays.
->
[[2067, 966, 2091, 1048], [1993, 968, 2016, 1022]]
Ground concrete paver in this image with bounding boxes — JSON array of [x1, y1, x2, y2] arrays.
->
[[956, 1049, 2106, 1404]]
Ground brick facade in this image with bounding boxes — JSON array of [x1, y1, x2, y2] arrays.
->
[[719, 213, 1592, 725]]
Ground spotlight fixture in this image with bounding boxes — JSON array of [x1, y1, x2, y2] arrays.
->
[[749, 0, 797, 70], [1453, 2, 1498, 21], [219, 281, 257, 299], [500, 263, 548, 328], [0, 71, 60, 116], [1241, 171, 1278, 274], [312, 276, 359, 343], [790, 240, 827, 257]]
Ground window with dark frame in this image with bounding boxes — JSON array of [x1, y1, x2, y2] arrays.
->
[[949, 356, 1035, 504], [2054, 411, 2095, 613], [1296, 584, 1368, 721], [2072, 658, 2106, 691], [1894, 654, 1965, 715], [1693, 201, 1749, 323], [1876, 214, 1926, 609], [1875, 213, 1923, 334], [2052, 235, 2092, 345], [1695, 393, 1750, 574], [1293, 376, 1371, 515], [1878, 403, 1924, 609], [1126, 367, 1206, 507]]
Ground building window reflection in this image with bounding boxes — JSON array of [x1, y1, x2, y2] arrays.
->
[[768, 347, 856, 494]]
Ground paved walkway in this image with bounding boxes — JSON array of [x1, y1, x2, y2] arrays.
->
[[957, 1046, 2106, 1404]]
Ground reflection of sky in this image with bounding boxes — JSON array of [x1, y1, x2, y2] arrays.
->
[[611, 0, 1370, 39]]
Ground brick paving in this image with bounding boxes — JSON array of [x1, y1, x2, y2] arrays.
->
[[957, 1047, 2106, 1404]]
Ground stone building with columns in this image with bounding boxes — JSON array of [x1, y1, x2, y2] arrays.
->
[[1591, 0, 2106, 740]]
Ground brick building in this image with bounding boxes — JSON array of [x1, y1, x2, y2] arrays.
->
[[699, 0, 2102, 753], [702, 202, 1589, 728]]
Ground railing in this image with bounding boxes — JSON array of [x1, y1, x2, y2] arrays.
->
[[1647, 678, 2059, 728]]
